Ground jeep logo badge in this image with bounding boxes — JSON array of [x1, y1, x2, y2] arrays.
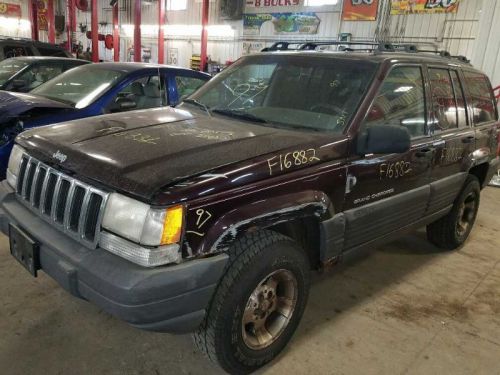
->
[[52, 150, 67, 163]]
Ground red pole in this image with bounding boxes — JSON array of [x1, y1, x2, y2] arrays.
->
[[66, 0, 75, 52], [158, 0, 165, 64], [134, 0, 141, 62], [28, 0, 39, 41], [91, 0, 99, 62], [113, 4, 120, 62], [200, 0, 209, 72], [47, 0, 55, 43]]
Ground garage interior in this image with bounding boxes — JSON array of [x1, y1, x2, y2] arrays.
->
[[0, 0, 499, 374]]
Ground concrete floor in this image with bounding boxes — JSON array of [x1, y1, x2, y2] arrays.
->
[[1, 188, 500, 375]]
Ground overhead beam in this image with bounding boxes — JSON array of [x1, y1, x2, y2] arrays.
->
[[158, 0, 165, 64], [200, 0, 209, 72], [134, 0, 141, 62], [91, 0, 99, 62]]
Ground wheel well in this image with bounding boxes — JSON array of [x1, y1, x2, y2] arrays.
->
[[469, 163, 489, 188], [268, 217, 321, 270]]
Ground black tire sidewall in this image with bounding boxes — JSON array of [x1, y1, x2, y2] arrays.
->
[[451, 177, 480, 245], [216, 239, 310, 373]]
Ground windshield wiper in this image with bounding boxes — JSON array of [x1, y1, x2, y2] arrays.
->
[[182, 98, 211, 117], [211, 108, 268, 124]]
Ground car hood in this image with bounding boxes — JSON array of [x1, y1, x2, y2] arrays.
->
[[17, 107, 324, 200], [0, 91, 72, 120]]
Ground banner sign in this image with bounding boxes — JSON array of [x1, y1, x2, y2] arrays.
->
[[38, 0, 48, 31], [245, 0, 300, 8], [342, 0, 379, 21], [243, 12, 320, 35], [391, 0, 460, 14], [0, 2, 22, 18]]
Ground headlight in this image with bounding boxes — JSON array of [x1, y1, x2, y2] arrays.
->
[[101, 193, 184, 267], [7, 144, 25, 188]]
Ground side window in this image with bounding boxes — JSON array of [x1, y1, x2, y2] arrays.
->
[[17, 63, 63, 90], [363, 66, 426, 138], [450, 70, 468, 127], [4, 45, 28, 58], [463, 71, 497, 125], [175, 75, 207, 100], [110, 75, 166, 113], [36, 47, 65, 57], [429, 68, 458, 131]]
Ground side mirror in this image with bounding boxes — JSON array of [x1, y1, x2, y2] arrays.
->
[[115, 98, 137, 111], [357, 125, 411, 155], [12, 79, 27, 90]]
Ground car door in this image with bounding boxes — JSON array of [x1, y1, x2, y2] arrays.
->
[[425, 67, 475, 213], [342, 65, 433, 250]]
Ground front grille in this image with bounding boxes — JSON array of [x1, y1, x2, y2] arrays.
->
[[16, 155, 108, 248]]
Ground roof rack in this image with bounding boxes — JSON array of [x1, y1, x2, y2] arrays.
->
[[261, 40, 471, 64]]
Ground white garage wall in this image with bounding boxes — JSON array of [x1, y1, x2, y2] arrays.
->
[[84, 0, 487, 73], [472, 0, 500, 87]]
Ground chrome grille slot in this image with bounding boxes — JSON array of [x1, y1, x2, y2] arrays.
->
[[69, 186, 85, 232], [15, 155, 108, 248]]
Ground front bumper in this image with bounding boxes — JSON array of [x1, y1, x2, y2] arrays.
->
[[0, 181, 228, 333]]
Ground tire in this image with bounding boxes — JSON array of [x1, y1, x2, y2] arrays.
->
[[427, 175, 480, 250], [193, 230, 310, 374]]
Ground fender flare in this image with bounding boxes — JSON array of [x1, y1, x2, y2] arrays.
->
[[197, 190, 334, 254]]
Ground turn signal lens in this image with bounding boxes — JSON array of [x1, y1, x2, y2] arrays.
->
[[161, 205, 184, 245]]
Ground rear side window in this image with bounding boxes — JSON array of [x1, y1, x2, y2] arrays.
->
[[363, 66, 426, 138], [450, 71, 468, 127], [463, 71, 497, 124], [429, 68, 458, 131], [36, 47, 66, 57], [3, 45, 29, 58]]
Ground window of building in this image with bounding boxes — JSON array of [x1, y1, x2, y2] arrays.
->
[[363, 66, 426, 138], [167, 0, 187, 11]]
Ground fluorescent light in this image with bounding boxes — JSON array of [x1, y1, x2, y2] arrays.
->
[[394, 86, 413, 93]]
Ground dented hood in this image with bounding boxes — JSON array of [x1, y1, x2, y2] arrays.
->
[[17, 107, 321, 200], [0, 91, 72, 120]]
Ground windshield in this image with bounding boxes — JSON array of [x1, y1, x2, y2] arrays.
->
[[0, 59, 29, 85], [31, 65, 126, 108], [190, 55, 377, 132]]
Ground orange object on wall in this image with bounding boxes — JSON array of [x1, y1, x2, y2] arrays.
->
[[342, 0, 379, 21]]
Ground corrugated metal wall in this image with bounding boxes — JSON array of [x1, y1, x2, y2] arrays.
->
[[472, 0, 500, 87], [86, 0, 485, 70]]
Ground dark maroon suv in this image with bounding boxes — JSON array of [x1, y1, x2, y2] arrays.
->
[[1, 44, 499, 374]]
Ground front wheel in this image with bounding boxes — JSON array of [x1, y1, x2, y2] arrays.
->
[[427, 175, 480, 250], [194, 230, 310, 374]]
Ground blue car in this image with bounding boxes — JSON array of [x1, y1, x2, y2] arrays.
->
[[0, 62, 211, 178]]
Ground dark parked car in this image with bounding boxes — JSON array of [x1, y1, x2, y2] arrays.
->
[[1, 44, 499, 374], [0, 37, 72, 60], [0, 62, 210, 179], [0, 56, 89, 92]]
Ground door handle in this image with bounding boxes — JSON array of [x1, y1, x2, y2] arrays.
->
[[415, 148, 435, 157], [462, 136, 475, 144]]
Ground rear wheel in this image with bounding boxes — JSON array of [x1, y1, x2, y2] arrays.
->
[[194, 230, 310, 374], [427, 175, 480, 250]]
